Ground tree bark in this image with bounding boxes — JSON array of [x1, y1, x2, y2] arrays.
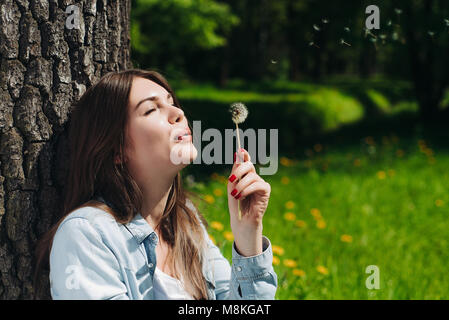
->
[[0, 0, 131, 299]]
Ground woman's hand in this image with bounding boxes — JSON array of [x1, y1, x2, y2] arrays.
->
[[227, 148, 271, 256]]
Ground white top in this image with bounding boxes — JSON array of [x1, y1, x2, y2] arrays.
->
[[152, 267, 194, 300]]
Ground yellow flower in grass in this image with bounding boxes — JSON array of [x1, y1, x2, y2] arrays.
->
[[209, 234, 216, 245], [340, 234, 353, 243], [210, 221, 224, 231], [425, 148, 434, 157], [283, 259, 297, 268], [314, 144, 323, 153], [280, 157, 292, 167], [285, 201, 295, 209], [281, 177, 290, 185], [316, 220, 326, 229], [365, 136, 375, 145], [435, 199, 444, 207], [272, 256, 280, 266], [223, 231, 234, 241], [295, 220, 307, 228], [310, 208, 322, 219], [210, 173, 220, 181], [316, 265, 329, 275], [377, 171, 386, 180], [396, 149, 404, 158], [204, 195, 215, 204], [353, 158, 361, 167], [218, 175, 228, 184], [272, 245, 285, 256], [284, 212, 296, 221], [213, 188, 223, 197], [293, 269, 306, 277]]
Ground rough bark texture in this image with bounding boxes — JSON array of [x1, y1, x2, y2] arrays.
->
[[0, 0, 131, 299]]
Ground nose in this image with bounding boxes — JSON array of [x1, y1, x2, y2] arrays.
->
[[168, 104, 185, 124]]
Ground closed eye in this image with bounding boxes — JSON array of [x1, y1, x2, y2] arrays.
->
[[144, 109, 155, 116]]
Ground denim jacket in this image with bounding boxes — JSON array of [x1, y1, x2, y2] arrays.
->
[[49, 199, 278, 300]]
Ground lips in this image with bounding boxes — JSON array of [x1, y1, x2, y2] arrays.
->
[[173, 128, 192, 141]]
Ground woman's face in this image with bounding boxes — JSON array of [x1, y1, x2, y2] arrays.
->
[[124, 77, 197, 185]]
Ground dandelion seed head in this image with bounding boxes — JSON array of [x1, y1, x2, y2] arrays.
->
[[229, 102, 248, 124], [344, 27, 350, 32]]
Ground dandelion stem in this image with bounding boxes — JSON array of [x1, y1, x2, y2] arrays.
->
[[235, 122, 242, 220]]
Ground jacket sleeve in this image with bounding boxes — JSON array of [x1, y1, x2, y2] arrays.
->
[[205, 233, 278, 300], [185, 197, 277, 300], [49, 217, 130, 300]]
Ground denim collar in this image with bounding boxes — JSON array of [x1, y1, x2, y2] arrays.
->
[[124, 212, 155, 244], [94, 195, 154, 244]]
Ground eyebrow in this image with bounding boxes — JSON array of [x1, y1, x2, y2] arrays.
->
[[134, 93, 172, 111]]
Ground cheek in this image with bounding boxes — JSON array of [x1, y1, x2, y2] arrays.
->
[[127, 119, 169, 160]]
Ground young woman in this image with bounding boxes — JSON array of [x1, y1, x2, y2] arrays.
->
[[34, 69, 277, 300]]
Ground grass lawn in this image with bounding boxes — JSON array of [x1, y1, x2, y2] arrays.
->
[[185, 133, 449, 299]]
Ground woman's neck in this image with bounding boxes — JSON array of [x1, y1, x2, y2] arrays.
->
[[139, 174, 176, 230]]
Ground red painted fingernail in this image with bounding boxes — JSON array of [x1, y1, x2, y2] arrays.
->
[[235, 193, 241, 200], [231, 189, 238, 196], [229, 174, 236, 183]]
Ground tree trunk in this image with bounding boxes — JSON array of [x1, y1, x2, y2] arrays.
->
[[0, 0, 131, 299]]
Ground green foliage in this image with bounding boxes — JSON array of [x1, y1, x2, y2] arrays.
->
[[173, 78, 415, 153], [131, 0, 239, 70]]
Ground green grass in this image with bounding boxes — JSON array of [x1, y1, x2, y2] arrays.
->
[[185, 134, 449, 299]]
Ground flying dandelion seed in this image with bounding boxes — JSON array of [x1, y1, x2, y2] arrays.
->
[[322, 18, 329, 24], [313, 24, 321, 31], [271, 59, 278, 64], [340, 38, 351, 46], [379, 34, 387, 44], [394, 8, 402, 15], [445, 19, 449, 27], [428, 30, 435, 38], [309, 41, 320, 48], [344, 27, 350, 33], [364, 28, 377, 39], [387, 20, 392, 27]]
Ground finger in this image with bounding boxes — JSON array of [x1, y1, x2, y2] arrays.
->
[[237, 180, 271, 201], [234, 148, 251, 166], [229, 172, 260, 199], [228, 161, 256, 186]]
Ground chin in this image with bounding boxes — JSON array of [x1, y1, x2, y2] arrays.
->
[[170, 143, 197, 166]]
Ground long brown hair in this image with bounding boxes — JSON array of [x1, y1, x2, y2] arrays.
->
[[33, 69, 209, 299]]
